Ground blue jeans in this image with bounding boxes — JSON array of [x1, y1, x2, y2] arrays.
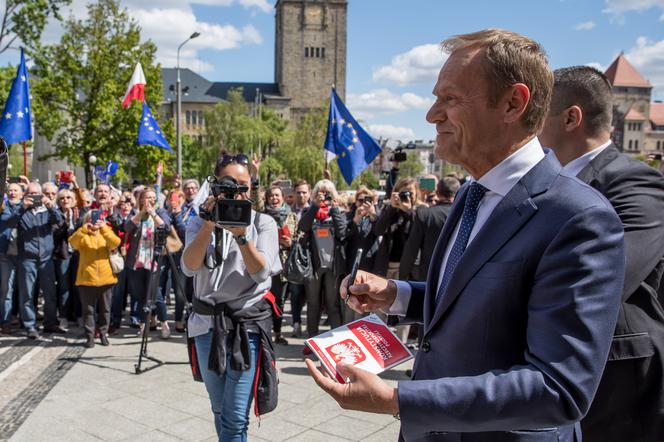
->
[[19, 258, 58, 329], [0, 254, 18, 325], [195, 330, 260, 442], [54, 257, 73, 319]]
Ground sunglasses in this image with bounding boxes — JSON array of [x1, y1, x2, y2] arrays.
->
[[356, 197, 373, 205], [218, 154, 249, 168]]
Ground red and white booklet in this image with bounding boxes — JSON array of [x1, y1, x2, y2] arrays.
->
[[305, 314, 413, 383]]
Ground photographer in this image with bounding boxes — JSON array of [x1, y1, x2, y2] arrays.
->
[[182, 154, 281, 441], [110, 192, 136, 332], [263, 185, 298, 345], [53, 189, 79, 330], [373, 177, 424, 279], [124, 188, 171, 333], [0, 181, 24, 335], [298, 179, 347, 337]]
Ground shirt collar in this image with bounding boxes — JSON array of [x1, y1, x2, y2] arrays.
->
[[476, 137, 545, 197], [562, 140, 612, 177]]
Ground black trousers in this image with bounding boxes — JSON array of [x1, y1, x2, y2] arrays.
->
[[271, 275, 286, 335], [78, 285, 113, 338], [305, 270, 341, 337]]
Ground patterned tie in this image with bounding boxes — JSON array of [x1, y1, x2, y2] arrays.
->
[[435, 182, 488, 305]]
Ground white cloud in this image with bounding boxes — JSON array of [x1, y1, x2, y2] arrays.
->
[[372, 44, 447, 86], [603, 0, 664, 21], [586, 62, 605, 71], [38, 0, 268, 74], [575, 21, 596, 30], [367, 124, 416, 141], [625, 36, 664, 94], [347, 89, 433, 119]]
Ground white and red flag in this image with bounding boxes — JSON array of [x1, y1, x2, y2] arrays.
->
[[122, 62, 146, 108]]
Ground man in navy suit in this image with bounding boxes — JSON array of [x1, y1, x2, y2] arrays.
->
[[306, 29, 625, 442]]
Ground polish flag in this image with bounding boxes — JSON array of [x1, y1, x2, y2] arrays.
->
[[122, 62, 146, 109]]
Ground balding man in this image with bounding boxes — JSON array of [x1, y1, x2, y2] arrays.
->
[[308, 29, 625, 442], [541, 66, 664, 442], [12, 182, 64, 338]]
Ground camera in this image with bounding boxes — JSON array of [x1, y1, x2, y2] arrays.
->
[[29, 194, 43, 207], [200, 175, 252, 227], [324, 193, 333, 202], [154, 224, 170, 248], [398, 191, 412, 202], [389, 147, 407, 163]]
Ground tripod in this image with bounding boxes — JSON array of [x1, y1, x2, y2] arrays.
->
[[134, 228, 191, 374]]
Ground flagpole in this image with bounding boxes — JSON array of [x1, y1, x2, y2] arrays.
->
[[23, 141, 27, 176]]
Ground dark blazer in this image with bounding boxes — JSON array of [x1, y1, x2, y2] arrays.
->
[[399, 203, 451, 280], [373, 204, 416, 276], [346, 206, 381, 273], [298, 202, 348, 275], [576, 144, 664, 442], [397, 152, 625, 442]]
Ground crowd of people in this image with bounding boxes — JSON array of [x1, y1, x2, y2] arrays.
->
[[0, 158, 462, 349]]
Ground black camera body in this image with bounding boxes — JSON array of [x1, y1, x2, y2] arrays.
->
[[200, 175, 252, 227], [154, 224, 170, 248], [389, 147, 407, 163], [324, 193, 333, 202], [398, 191, 412, 202]]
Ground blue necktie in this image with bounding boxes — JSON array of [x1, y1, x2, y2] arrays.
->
[[435, 182, 488, 305]]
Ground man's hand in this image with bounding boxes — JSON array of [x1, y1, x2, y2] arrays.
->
[[23, 196, 33, 210], [305, 359, 399, 415], [43, 196, 54, 209], [250, 153, 261, 178], [340, 270, 397, 314]]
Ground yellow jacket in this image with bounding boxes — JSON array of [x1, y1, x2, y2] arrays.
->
[[68, 225, 121, 287]]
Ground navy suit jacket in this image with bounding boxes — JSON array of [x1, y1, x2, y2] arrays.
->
[[397, 152, 625, 442]]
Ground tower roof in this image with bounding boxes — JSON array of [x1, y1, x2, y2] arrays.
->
[[604, 53, 651, 88], [650, 102, 664, 127], [625, 106, 646, 121]]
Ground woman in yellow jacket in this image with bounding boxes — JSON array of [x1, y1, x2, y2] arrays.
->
[[69, 211, 121, 348]]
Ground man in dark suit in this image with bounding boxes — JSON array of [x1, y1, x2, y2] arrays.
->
[[540, 66, 664, 442], [306, 29, 625, 442], [400, 177, 460, 281]]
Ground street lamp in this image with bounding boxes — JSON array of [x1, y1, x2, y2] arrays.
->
[[176, 32, 201, 177], [89, 154, 97, 187]]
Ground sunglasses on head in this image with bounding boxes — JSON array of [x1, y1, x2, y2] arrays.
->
[[219, 154, 249, 168]]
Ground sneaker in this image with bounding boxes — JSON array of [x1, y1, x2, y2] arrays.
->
[[161, 321, 171, 339], [27, 328, 39, 339], [274, 334, 289, 345], [85, 337, 95, 348], [100, 334, 110, 346], [43, 325, 67, 334], [292, 322, 302, 338], [59, 318, 69, 330]]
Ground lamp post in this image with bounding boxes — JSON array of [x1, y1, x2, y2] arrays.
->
[[176, 32, 201, 177], [89, 154, 97, 187]]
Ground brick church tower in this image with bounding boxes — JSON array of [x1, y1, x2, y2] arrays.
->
[[274, 0, 347, 122]]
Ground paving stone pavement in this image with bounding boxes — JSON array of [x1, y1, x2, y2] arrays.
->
[[0, 309, 413, 442]]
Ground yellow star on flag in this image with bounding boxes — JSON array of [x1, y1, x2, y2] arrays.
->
[[347, 123, 352, 128], [339, 118, 345, 124], [348, 145, 354, 151], [352, 129, 357, 135], [352, 137, 358, 143], [341, 151, 347, 158]]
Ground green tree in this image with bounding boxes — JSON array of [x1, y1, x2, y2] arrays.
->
[[0, 0, 71, 54], [398, 151, 425, 178], [30, 0, 172, 187]]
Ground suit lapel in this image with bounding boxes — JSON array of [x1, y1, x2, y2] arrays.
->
[[577, 143, 620, 185], [424, 152, 561, 336], [422, 185, 468, 328]]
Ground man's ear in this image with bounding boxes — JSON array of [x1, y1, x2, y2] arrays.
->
[[503, 83, 530, 124], [563, 105, 583, 132]]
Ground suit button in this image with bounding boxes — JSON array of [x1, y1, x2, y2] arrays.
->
[[421, 340, 430, 352]]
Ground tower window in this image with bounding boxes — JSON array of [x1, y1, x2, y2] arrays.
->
[[629, 140, 633, 149], [315, 47, 320, 57], [186, 110, 191, 126], [305, 47, 309, 57], [198, 111, 204, 126], [192, 110, 197, 126], [322, 47, 325, 58], [635, 140, 639, 149]]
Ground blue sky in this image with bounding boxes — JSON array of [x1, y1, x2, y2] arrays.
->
[[2, 0, 663, 142]]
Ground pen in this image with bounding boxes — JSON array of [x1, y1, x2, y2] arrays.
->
[[345, 248, 363, 306]]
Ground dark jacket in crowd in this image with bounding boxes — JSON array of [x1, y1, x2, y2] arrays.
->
[[577, 144, 664, 442], [346, 205, 381, 273], [372, 204, 416, 276], [12, 205, 63, 260], [399, 203, 452, 281], [0, 201, 21, 255], [298, 202, 348, 275], [53, 208, 79, 260], [123, 208, 171, 270]]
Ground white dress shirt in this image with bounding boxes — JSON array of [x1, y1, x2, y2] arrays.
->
[[561, 140, 612, 177], [388, 137, 546, 315]]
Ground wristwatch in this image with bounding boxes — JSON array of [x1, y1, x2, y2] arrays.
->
[[234, 234, 249, 246]]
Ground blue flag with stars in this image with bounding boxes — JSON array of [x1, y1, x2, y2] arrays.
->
[[136, 102, 171, 151], [324, 88, 381, 185], [0, 48, 32, 145], [95, 160, 118, 184]]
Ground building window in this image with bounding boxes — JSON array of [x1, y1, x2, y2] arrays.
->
[[198, 111, 204, 126], [635, 140, 639, 150], [305, 47, 309, 57], [185, 110, 191, 126], [315, 47, 320, 57], [657, 141, 661, 150], [629, 140, 633, 149], [321, 47, 325, 58]]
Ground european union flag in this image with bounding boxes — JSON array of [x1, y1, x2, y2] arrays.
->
[[136, 102, 171, 152], [95, 160, 118, 184], [324, 88, 382, 185], [0, 48, 32, 145]]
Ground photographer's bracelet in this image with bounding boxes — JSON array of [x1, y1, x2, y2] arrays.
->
[[234, 234, 249, 246]]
